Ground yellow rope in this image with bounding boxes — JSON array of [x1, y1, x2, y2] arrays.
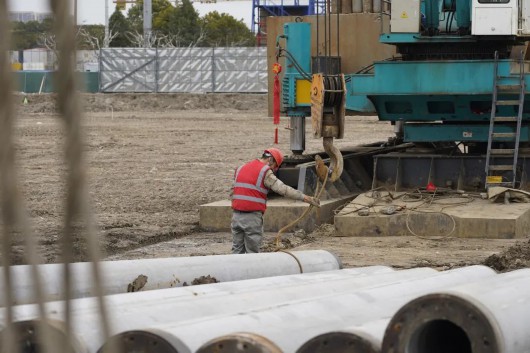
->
[[277, 250, 304, 273], [274, 169, 329, 249]]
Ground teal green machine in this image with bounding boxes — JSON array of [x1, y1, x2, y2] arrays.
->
[[278, 0, 530, 190], [278, 22, 313, 155]]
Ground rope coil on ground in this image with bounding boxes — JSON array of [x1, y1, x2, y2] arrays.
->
[[334, 187, 478, 240]]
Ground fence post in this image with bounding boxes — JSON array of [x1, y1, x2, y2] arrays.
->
[[155, 47, 159, 93], [211, 47, 216, 93], [98, 48, 102, 93]]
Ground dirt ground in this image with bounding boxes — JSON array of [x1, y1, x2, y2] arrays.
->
[[6, 93, 529, 271]]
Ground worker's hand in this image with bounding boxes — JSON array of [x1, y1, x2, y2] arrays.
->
[[303, 195, 320, 208]]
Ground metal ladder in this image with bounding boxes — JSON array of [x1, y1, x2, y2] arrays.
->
[[485, 50, 525, 189]]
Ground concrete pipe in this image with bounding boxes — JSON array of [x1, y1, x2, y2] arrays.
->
[[0, 250, 342, 305], [382, 268, 530, 353], [296, 318, 388, 353], [105, 331, 283, 353], [296, 331, 378, 353], [91, 268, 436, 353], [2, 266, 397, 353], [100, 329, 192, 353], [101, 266, 495, 353], [2, 320, 83, 353], [200, 333, 284, 353]]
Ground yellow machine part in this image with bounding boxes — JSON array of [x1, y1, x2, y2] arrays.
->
[[487, 176, 503, 184], [310, 73, 346, 182], [295, 79, 312, 105]]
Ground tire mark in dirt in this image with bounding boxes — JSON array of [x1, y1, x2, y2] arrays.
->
[[101, 224, 200, 258]]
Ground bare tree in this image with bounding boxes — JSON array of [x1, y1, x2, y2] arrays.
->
[[192, 26, 207, 47], [38, 33, 58, 55], [154, 33, 181, 48], [39, 27, 118, 71], [125, 27, 206, 48], [126, 30, 159, 48], [38, 31, 61, 69], [78, 27, 118, 52]]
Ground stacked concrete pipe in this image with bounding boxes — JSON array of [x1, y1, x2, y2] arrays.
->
[[0, 250, 341, 305], [98, 266, 496, 353], [100, 268, 439, 353], [382, 268, 530, 353], [297, 270, 530, 353], [1, 265, 398, 353]]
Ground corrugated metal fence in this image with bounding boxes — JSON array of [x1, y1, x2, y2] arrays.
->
[[100, 47, 267, 93]]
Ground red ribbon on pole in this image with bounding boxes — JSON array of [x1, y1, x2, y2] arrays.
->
[[273, 75, 280, 125], [272, 62, 282, 144]]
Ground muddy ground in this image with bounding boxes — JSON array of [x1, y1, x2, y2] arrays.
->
[[6, 93, 529, 271]]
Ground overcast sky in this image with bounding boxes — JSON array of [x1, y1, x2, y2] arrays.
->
[[7, 0, 253, 29]]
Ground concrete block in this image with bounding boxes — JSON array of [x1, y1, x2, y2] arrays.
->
[[200, 196, 355, 233], [335, 197, 530, 238]]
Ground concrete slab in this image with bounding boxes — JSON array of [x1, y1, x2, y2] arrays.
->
[[200, 196, 355, 233], [335, 192, 530, 239]]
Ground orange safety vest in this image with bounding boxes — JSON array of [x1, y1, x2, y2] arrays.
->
[[232, 160, 270, 212]]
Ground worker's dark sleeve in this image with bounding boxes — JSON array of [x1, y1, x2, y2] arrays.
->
[[263, 170, 304, 201]]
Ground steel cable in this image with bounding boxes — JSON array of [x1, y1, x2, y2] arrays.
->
[[0, 2, 18, 351], [0, 2, 58, 353], [49, 0, 115, 351]]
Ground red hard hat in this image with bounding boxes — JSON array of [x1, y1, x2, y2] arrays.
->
[[264, 147, 284, 167]]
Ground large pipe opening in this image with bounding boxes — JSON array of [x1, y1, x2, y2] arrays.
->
[[406, 319, 471, 353]]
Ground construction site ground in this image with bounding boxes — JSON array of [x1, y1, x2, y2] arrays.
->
[[8, 93, 530, 272]]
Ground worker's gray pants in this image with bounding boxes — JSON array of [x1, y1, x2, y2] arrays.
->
[[231, 211, 263, 254]]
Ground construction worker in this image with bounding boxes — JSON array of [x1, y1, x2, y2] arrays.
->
[[231, 147, 320, 254]]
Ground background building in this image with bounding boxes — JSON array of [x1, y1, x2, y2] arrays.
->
[[9, 11, 52, 23]]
